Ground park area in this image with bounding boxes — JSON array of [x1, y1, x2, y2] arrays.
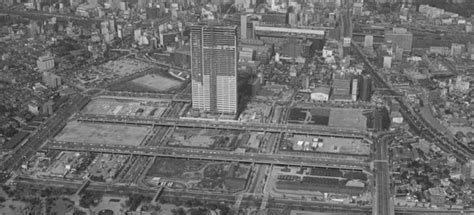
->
[[167, 127, 243, 150], [144, 158, 251, 193], [54, 121, 151, 146]]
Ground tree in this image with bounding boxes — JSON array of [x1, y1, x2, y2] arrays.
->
[[171, 207, 185, 215]]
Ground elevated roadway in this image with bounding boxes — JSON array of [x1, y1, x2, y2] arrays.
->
[[44, 140, 369, 170], [75, 114, 367, 139], [373, 134, 395, 215], [352, 42, 473, 162]]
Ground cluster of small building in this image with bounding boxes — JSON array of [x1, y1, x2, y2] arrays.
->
[[391, 134, 474, 209]]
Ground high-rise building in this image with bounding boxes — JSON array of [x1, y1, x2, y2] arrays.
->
[[241, 15, 247, 39], [42, 72, 62, 88], [37, 55, 55, 71], [364, 35, 373, 49], [359, 75, 372, 102], [351, 78, 358, 101], [191, 24, 238, 114]]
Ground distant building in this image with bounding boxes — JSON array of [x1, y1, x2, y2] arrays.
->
[[42, 100, 54, 115], [359, 75, 372, 102], [466, 23, 473, 33], [42, 72, 62, 88], [428, 187, 447, 205], [282, 39, 303, 58], [351, 78, 358, 101], [385, 27, 413, 52], [383, 56, 392, 68], [429, 46, 450, 56], [241, 15, 248, 39], [190, 24, 238, 114], [146, 7, 162, 20], [37, 55, 54, 71], [332, 77, 351, 96], [261, 13, 287, 25], [364, 35, 373, 49], [451, 43, 464, 56], [28, 100, 41, 115], [311, 87, 330, 101]]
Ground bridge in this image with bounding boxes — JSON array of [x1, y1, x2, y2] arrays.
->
[[44, 140, 369, 170], [75, 114, 367, 139], [153, 187, 164, 202]]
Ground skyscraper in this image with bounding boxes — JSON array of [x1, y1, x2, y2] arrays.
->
[[359, 75, 372, 102], [190, 24, 238, 114]]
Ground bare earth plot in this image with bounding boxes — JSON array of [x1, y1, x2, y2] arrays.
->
[[328, 108, 367, 130], [131, 74, 183, 92], [54, 121, 150, 146]]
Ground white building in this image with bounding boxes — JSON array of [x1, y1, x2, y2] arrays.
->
[[310, 87, 330, 101]]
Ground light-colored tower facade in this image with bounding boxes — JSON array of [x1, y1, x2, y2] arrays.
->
[[190, 24, 238, 114]]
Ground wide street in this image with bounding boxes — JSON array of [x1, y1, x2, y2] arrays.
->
[[45, 140, 369, 169]]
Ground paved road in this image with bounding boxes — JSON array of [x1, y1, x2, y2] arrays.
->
[[75, 113, 367, 138], [0, 9, 104, 21], [351, 42, 473, 162], [44, 140, 369, 169], [0, 94, 90, 182], [373, 134, 394, 215]]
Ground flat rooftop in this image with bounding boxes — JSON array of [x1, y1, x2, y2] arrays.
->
[[287, 134, 370, 155]]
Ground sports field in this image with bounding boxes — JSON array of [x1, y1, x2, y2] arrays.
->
[[131, 74, 183, 92]]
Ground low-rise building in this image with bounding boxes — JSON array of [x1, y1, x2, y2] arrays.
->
[[310, 87, 330, 101]]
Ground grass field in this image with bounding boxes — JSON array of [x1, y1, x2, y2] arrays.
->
[[48, 198, 74, 215], [54, 121, 150, 146], [168, 128, 241, 150], [328, 108, 367, 130]]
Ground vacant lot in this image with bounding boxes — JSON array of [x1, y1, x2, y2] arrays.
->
[[55, 121, 150, 146], [101, 59, 151, 77], [328, 108, 367, 130]]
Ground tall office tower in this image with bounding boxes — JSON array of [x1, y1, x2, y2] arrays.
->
[[241, 15, 247, 39], [359, 75, 373, 102], [191, 24, 238, 114], [364, 35, 373, 49]]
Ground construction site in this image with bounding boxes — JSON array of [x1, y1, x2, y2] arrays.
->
[[82, 97, 170, 118]]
